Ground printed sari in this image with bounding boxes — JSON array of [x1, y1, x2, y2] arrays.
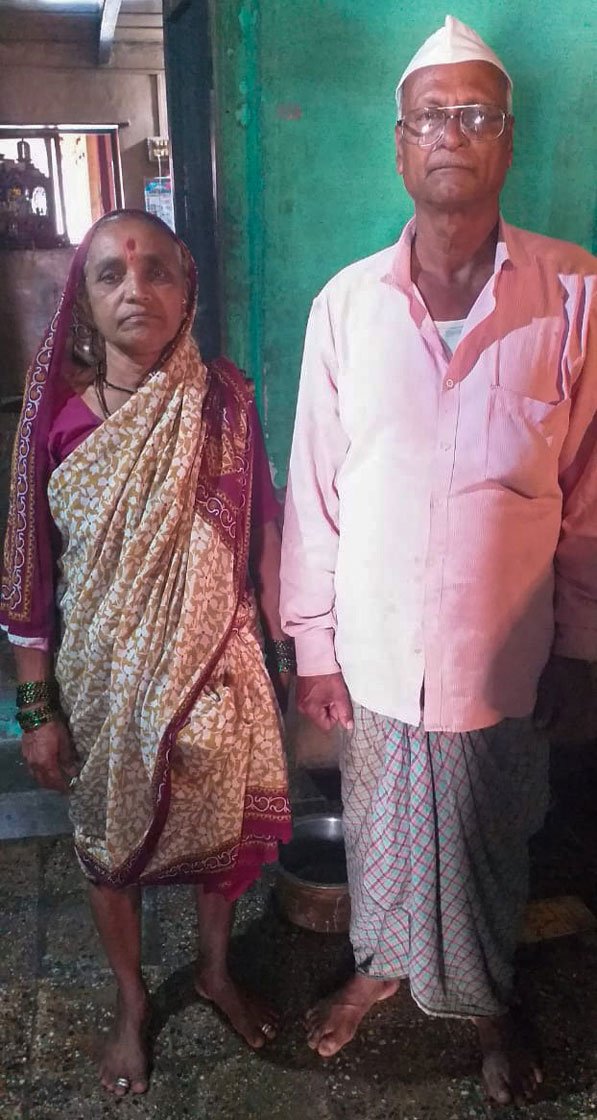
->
[[1, 210, 291, 897]]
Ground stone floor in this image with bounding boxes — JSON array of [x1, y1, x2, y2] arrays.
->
[[2, 636, 597, 1118], [2, 824, 597, 1120]]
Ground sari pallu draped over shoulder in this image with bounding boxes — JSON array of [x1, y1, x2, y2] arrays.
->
[[1, 209, 291, 897]]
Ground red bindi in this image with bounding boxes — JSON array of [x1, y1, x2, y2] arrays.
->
[[126, 238, 136, 251]]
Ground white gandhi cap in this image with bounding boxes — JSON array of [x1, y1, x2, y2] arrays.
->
[[395, 15, 513, 116]]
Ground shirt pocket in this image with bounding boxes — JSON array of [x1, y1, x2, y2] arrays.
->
[[485, 386, 570, 498]]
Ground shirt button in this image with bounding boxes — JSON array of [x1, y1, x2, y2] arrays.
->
[[440, 442, 452, 452], [414, 647, 422, 655], [445, 378, 455, 389]]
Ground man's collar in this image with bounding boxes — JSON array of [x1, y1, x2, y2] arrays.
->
[[382, 214, 529, 292], [381, 218, 416, 291], [496, 217, 530, 270]]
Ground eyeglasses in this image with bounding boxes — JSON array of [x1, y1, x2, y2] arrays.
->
[[398, 103, 510, 147]]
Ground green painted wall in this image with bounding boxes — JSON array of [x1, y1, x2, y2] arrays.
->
[[212, 0, 597, 483]]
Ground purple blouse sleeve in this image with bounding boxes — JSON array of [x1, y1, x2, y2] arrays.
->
[[9, 395, 101, 650], [249, 400, 281, 527], [48, 394, 101, 471]]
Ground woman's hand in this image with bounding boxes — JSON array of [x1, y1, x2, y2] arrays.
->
[[269, 667, 291, 715], [250, 519, 295, 715], [21, 717, 79, 793]]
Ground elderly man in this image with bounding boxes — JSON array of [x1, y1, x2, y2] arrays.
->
[[280, 14, 597, 1106]]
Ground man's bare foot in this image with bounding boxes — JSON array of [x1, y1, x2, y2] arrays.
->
[[99, 988, 150, 1096], [195, 967, 279, 1050], [474, 1013, 543, 1105], [305, 973, 400, 1057]]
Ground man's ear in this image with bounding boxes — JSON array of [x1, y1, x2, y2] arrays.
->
[[506, 115, 514, 167], [395, 121, 404, 175]]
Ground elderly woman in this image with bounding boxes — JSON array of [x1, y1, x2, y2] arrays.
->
[[0, 209, 292, 1095]]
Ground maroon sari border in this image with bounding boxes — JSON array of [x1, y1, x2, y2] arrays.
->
[[75, 790, 292, 892], [138, 842, 286, 900]]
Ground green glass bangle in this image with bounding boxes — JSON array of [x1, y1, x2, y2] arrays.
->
[[16, 705, 59, 732], [265, 638, 297, 674], [16, 680, 59, 709], [275, 654, 297, 673]]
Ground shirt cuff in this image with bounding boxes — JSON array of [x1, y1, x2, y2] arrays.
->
[[295, 628, 340, 677], [552, 625, 597, 662]]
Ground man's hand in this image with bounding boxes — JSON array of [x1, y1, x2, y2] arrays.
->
[[21, 717, 80, 793], [296, 672, 354, 733], [535, 655, 597, 743]]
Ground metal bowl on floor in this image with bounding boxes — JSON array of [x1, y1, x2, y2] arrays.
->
[[276, 813, 351, 934]]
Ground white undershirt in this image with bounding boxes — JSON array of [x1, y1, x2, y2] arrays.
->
[[435, 318, 466, 357]]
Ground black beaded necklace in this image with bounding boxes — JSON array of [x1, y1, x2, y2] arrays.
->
[[94, 361, 139, 418]]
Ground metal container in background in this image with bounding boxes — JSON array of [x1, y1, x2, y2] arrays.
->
[[276, 813, 350, 934]]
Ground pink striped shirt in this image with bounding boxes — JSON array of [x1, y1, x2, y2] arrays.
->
[[280, 219, 597, 732]]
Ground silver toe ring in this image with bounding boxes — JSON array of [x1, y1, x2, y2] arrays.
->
[[115, 1077, 130, 1090]]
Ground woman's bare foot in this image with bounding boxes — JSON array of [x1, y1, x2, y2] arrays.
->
[[195, 967, 279, 1050], [99, 988, 150, 1096], [305, 974, 400, 1057], [474, 1013, 543, 1105]]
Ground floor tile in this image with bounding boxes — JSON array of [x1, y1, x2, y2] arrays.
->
[[0, 840, 40, 899], [0, 790, 71, 842], [40, 837, 85, 898], [187, 1055, 336, 1120], [0, 982, 36, 1092], [0, 1095, 25, 1120], [137, 886, 161, 967], [39, 896, 107, 979], [30, 978, 113, 1077], [0, 740, 36, 794], [154, 884, 196, 971], [26, 1075, 195, 1119], [0, 902, 39, 982], [150, 991, 241, 1069]]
